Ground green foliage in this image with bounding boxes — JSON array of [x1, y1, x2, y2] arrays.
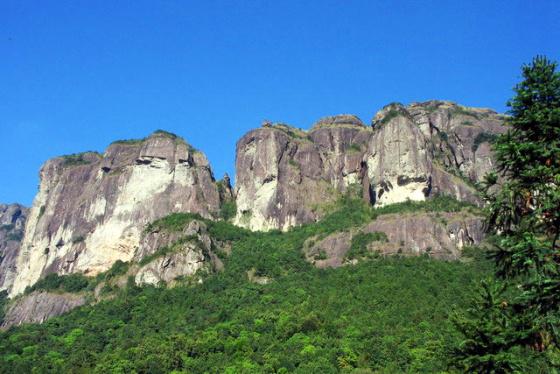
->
[[453, 56, 560, 371], [71, 235, 85, 244], [450, 105, 479, 119], [6, 232, 22, 242], [139, 236, 199, 266], [346, 231, 388, 260], [220, 200, 237, 221], [288, 158, 300, 168], [472, 132, 498, 152], [102, 260, 130, 281], [152, 129, 180, 139], [60, 152, 98, 167], [451, 280, 530, 372], [378, 109, 402, 125], [0, 224, 14, 231], [348, 143, 362, 152], [0, 194, 488, 372], [438, 130, 449, 142], [0, 291, 7, 326], [0, 255, 491, 373], [145, 212, 203, 233], [24, 273, 91, 294], [38, 205, 46, 219]]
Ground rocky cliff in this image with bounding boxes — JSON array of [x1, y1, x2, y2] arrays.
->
[[0, 204, 28, 293], [305, 210, 485, 268], [6, 131, 223, 297], [235, 101, 506, 231], [1, 291, 86, 329], [1, 101, 505, 296]]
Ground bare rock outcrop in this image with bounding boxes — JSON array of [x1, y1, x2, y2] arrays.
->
[[234, 120, 372, 231], [133, 217, 223, 286], [235, 102, 505, 231], [0, 204, 28, 292], [1, 291, 85, 329], [305, 211, 484, 268], [7, 131, 223, 297]]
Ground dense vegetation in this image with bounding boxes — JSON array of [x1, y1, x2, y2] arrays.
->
[[451, 56, 560, 372], [22, 260, 131, 296], [0, 194, 493, 373]]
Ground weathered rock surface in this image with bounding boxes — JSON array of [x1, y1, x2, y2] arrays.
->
[[1, 291, 85, 329], [235, 101, 505, 230], [134, 218, 224, 286], [305, 210, 485, 268], [7, 131, 223, 297], [0, 204, 28, 292], [135, 241, 207, 286]]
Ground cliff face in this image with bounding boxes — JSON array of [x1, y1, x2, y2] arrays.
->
[[1, 100, 505, 296], [304, 211, 485, 268], [1, 291, 85, 329], [7, 131, 222, 297], [0, 204, 28, 292], [235, 101, 505, 231], [133, 217, 224, 286], [234, 118, 371, 231]]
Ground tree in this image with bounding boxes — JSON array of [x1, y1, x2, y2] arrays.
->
[[452, 56, 560, 371]]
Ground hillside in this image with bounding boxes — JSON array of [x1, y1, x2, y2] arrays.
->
[[0, 100, 508, 372], [0, 196, 493, 373]]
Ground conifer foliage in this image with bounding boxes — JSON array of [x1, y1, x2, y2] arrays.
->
[[452, 56, 560, 372]]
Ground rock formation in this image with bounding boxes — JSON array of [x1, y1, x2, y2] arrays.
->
[[0, 100, 506, 298], [0, 204, 28, 292], [6, 131, 223, 297], [304, 210, 485, 268], [235, 101, 506, 231], [133, 217, 224, 286], [1, 291, 85, 329]]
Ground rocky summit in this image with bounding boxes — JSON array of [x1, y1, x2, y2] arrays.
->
[[0, 101, 505, 328], [234, 100, 505, 231], [4, 130, 226, 297]]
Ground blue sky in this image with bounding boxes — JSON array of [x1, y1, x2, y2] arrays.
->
[[1, 0, 559, 206]]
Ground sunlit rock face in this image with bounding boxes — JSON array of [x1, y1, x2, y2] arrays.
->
[[304, 211, 485, 268], [133, 218, 224, 287], [0, 204, 28, 292], [234, 101, 506, 231], [7, 131, 222, 297], [1, 291, 86, 329], [234, 118, 372, 231]]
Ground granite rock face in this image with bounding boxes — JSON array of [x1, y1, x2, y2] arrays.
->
[[7, 131, 223, 297], [0, 204, 28, 293], [134, 218, 224, 286], [1, 291, 86, 329], [305, 211, 485, 268], [235, 101, 505, 231]]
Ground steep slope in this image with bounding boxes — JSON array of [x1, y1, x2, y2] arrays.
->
[[0, 196, 494, 373], [235, 101, 505, 231], [0, 204, 28, 292], [7, 131, 223, 297]]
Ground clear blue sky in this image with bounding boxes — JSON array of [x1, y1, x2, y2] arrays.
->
[[1, 0, 559, 206]]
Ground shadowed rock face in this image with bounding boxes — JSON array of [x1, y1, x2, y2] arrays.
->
[[7, 131, 222, 297], [235, 101, 506, 231], [1, 291, 86, 329], [0, 204, 28, 292]]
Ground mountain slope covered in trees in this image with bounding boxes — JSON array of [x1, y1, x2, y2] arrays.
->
[[0, 196, 497, 373]]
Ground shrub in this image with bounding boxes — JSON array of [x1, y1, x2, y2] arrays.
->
[[220, 201, 237, 221], [346, 231, 388, 260], [471, 132, 498, 152], [25, 273, 91, 294]]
